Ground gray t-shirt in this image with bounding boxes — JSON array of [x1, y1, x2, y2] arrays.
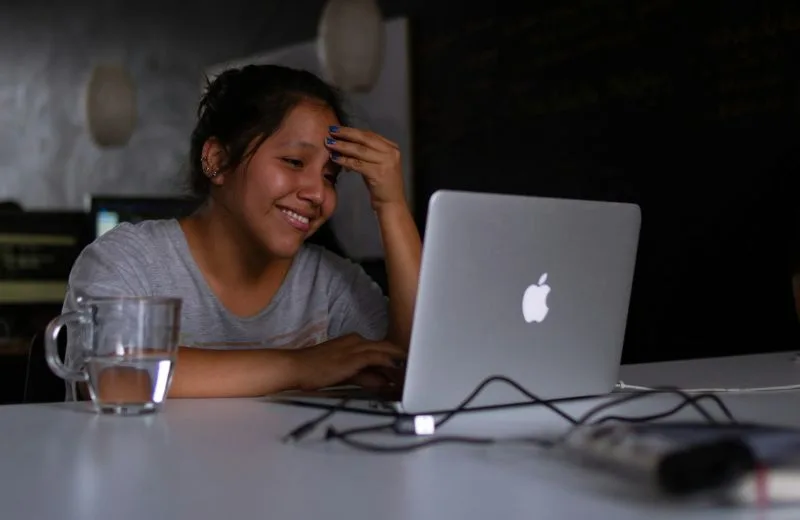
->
[[62, 219, 388, 399]]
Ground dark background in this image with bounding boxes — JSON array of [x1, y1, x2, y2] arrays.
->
[[406, 2, 800, 363]]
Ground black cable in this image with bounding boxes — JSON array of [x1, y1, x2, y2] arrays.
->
[[431, 375, 579, 429], [282, 375, 581, 442], [547, 387, 737, 446], [283, 376, 736, 453], [589, 394, 737, 427], [274, 391, 591, 418], [571, 387, 736, 429], [283, 398, 352, 442], [283, 375, 580, 443], [275, 397, 399, 417], [326, 391, 731, 453], [325, 428, 498, 453]]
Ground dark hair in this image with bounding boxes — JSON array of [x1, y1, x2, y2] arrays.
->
[[188, 64, 349, 198]]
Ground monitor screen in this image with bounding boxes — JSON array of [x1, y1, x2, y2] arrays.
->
[[96, 210, 120, 237]]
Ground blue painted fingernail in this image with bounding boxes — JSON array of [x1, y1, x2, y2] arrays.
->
[[329, 125, 339, 133], [326, 137, 336, 145], [330, 151, 340, 160]]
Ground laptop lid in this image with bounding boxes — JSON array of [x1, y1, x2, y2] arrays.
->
[[401, 190, 641, 414]]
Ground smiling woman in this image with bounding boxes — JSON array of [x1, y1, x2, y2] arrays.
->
[[62, 64, 421, 400]]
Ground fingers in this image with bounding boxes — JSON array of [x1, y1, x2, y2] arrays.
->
[[361, 351, 398, 370], [349, 370, 391, 390], [375, 134, 400, 150], [325, 126, 400, 174], [354, 341, 406, 359], [345, 345, 401, 371], [372, 366, 405, 386], [350, 367, 405, 391], [329, 153, 375, 174], [347, 348, 405, 384], [325, 136, 382, 166], [301, 337, 406, 390], [329, 126, 398, 151]]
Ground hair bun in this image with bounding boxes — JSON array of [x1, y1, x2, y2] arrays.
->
[[199, 68, 243, 118]]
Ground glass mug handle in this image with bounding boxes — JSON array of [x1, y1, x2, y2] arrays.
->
[[44, 311, 89, 382]]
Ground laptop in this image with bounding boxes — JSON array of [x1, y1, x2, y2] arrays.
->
[[275, 190, 641, 415]]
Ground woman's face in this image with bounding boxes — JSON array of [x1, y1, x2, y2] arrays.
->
[[211, 101, 341, 259]]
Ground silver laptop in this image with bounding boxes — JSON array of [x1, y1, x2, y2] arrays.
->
[[276, 190, 641, 415]]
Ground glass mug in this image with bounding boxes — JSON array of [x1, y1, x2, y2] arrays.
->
[[45, 296, 182, 415]]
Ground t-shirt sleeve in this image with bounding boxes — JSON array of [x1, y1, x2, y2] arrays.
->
[[324, 250, 389, 342], [64, 224, 152, 311], [61, 224, 153, 400]]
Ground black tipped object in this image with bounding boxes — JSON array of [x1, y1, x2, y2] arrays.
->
[[657, 438, 756, 495]]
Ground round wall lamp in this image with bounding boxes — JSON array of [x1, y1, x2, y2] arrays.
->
[[317, 0, 385, 93], [85, 64, 137, 148]]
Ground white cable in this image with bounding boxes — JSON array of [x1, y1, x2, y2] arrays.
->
[[615, 380, 800, 394]]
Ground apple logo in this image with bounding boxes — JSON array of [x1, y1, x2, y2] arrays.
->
[[522, 273, 551, 323]]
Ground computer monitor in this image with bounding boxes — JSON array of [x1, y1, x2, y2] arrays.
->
[[0, 211, 90, 304], [86, 195, 201, 239]]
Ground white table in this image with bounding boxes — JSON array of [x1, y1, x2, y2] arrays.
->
[[618, 351, 800, 391], [3, 352, 800, 520]]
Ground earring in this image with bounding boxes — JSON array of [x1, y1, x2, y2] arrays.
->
[[202, 156, 220, 179]]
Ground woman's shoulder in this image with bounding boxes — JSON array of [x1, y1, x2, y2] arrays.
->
[[67, 220, 184, 300], [91, 219, 179, 249], [78, 219, 182, 269]]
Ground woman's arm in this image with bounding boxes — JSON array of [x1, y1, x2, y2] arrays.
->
[[170, 347, 296, 397], [95, 335, 405, 399], [88, 348, 294, 401], [169, 334, 405, 397], [376, 202, 421, 348], [325, 126, 422, 348]]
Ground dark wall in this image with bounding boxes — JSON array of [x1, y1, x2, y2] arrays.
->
[[409, 2, 800, 363]]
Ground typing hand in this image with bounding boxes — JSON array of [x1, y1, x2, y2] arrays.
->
[[348, 365, 405, 391], [289, 334, 406, 391]]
